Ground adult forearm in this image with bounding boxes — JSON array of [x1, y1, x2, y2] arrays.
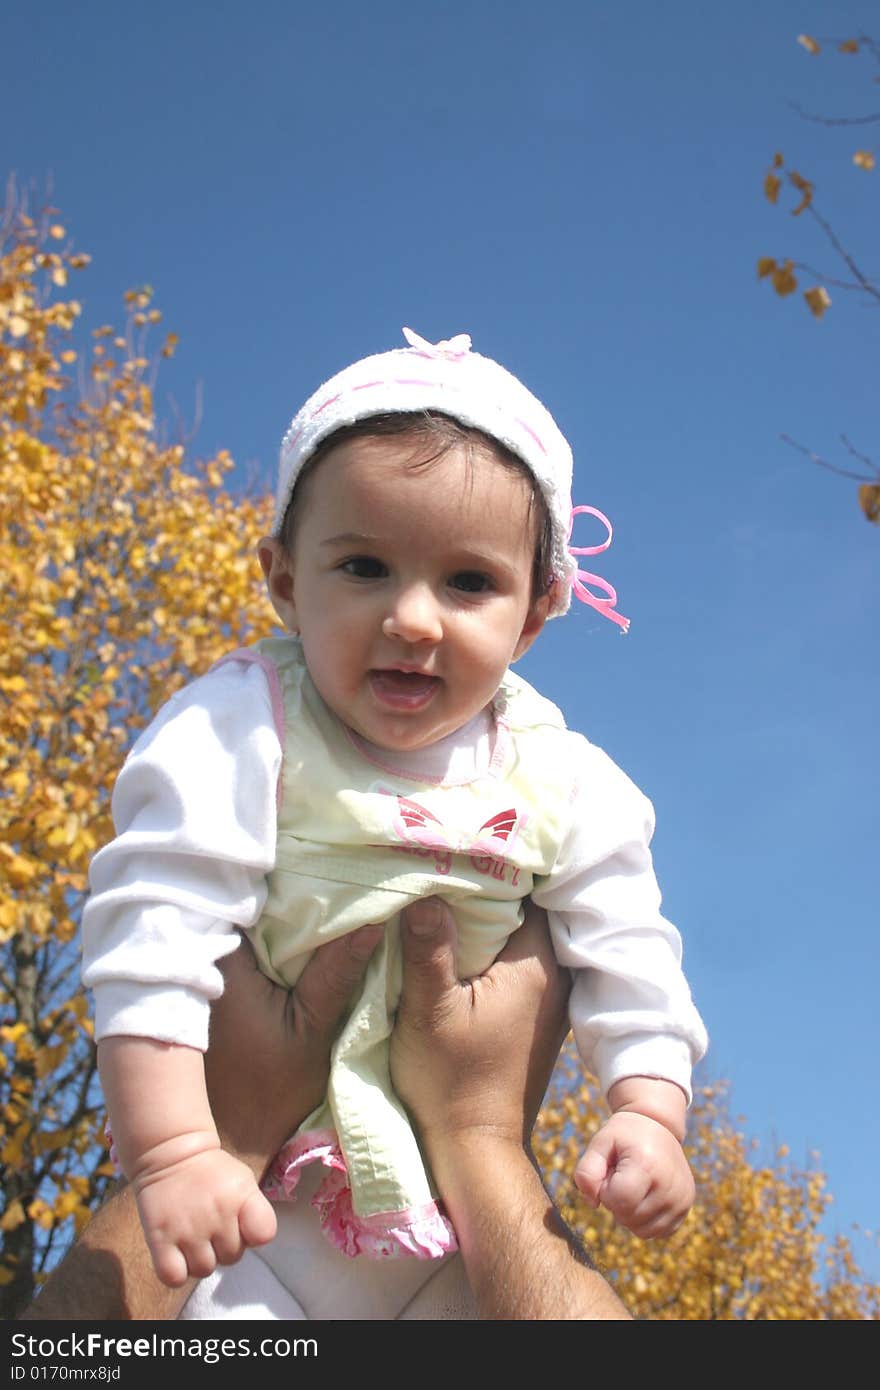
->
[[432, 1133, 631, 1321], [18, 1185, 193, 1322]]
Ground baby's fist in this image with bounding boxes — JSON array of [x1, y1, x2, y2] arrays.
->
[[136, 1148, 277, 1287], [574, 1112, 694, 1239]]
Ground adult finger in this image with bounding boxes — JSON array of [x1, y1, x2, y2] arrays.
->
[[493, 899, 567, 995], [294, 924, 383, 1037], [494, 903, 571, 1133], [398, 897, 461, 1024], [497, 902, 571, 1050]]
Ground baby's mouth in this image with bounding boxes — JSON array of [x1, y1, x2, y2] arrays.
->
[[369, 670, 440, 709]]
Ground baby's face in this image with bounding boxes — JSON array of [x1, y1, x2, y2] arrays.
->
[[261, 434, 548, 751]]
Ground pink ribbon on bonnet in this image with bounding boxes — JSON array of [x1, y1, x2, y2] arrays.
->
[[567, 506, 630, 632]]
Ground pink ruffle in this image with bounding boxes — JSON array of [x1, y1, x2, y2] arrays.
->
[[262, 1128, 343, 1200], [263, 1128, 458, 1260]]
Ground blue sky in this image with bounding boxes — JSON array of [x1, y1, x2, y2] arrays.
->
[[4, 1, 878, 1281]]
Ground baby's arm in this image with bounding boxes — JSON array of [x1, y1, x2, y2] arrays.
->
[[532, 735, 708, 1240], [83, 660, 284, 1286], [574, 1076, 694, 1238], [98, 1036, 276, 1287]]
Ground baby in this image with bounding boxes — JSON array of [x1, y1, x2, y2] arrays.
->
[[83, 327, 708, 1288]]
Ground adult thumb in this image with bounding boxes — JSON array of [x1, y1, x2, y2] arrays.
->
[[399, 897, 460, 1019]]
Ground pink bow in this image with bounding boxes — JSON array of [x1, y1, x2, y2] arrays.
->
[[391, 794, 523, 859], [568, 506, 630, 632], [402, 326, 472, 361]]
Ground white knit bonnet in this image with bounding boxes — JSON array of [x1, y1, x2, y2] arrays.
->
[[273, 327, 628, 628]]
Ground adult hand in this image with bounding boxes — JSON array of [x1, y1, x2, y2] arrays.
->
[[392, 896, 569, 1152], [206, 925, 382, 1179], [392, 896, 632, 1320]]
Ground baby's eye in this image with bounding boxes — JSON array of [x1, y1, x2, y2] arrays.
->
[[341, 556, 388, 579], [450, 571, 493, 594]]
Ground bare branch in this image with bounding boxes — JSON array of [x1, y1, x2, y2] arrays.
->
[[804, 204, 880, 305], [840, 435, 877, 471], [788, 100, 880, 126], [781, 434, 880, 482], [791, 260, 877, 294]]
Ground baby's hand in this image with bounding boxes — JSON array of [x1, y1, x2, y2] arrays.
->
[[133, 1140, 277, 1287], [574, 1112, 694, 1239]]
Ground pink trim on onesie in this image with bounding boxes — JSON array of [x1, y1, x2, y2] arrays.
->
[[263, 1130, 458, 1259], [212, 649, 287, 813]]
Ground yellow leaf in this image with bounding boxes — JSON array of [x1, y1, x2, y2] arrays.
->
[[1, 850, 40, 886], [757, 257, 777, 279], [789, 171, 814, 215], [52, 266, 68, 287], [0, 1200, 26, 1232], [797, 34, 821, 55], [8, 314, 28, 337], [772, 262, 798, 297], [48, 224, 66, 240], [69, 993, 89, 1021], [27, 1198, 54, 1231], [53, 1190, 83, 1221], [858, 483, 880, 524], [35, 1043, 68, 1079], [804, 286, 831, 318], [853, 150, 875, 170], [764, 173, 782, 204], [838, 39, 860, 54]]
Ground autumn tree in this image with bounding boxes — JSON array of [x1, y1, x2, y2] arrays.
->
[[0, 186, 274, 1316], [534, 1042, 880, 1319], [757, 32, 880, 523]]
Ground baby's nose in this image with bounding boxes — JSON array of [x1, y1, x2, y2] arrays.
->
[[381, 585, 443, 643]]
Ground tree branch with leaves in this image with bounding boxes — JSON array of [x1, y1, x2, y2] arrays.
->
[[756, 32, 880, 524]]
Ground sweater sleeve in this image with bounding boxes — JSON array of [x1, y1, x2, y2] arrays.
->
[[531, 735, 708, 1102], [81, 659, 282, 1051]]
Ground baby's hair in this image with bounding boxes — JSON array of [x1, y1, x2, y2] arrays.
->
[[279, 410, 554, 603]]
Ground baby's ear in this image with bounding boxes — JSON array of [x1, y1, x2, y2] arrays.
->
[[257, 538, 298, 633], [512, 593, 550, 661]]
